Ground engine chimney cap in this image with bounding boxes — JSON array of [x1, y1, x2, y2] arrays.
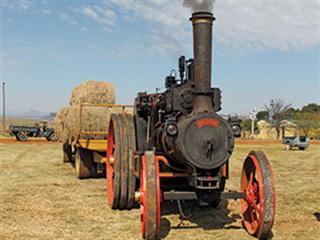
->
[[190, 11, 215, 22]]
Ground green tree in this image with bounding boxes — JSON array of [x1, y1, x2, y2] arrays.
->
[[240, 119, 259, 137], [301, 103, 320, 113], [265, 99, 292, 139], [293, 112, 320, 137], [256, 111, 269, 121]]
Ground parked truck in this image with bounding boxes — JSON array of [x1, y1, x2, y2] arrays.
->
[[9, 121, 55, 142]]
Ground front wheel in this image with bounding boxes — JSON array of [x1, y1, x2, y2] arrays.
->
[[140, 151, 161, 240], [16, 131, 28, 141], [241, 151, 276, 239]]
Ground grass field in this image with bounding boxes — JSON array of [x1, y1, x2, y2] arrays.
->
[[0, 141, 319, 239]]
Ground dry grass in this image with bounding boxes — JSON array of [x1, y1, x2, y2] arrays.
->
[[0, 142, 319, 239]]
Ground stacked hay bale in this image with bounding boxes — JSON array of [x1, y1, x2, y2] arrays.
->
[[55, 80, 116, 144], [54, 106, 70, 143]]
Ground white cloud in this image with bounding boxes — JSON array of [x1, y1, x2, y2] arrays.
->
[[40, 8, 50, 15], [214, 0, 320, 53], [82, 7, 98, 19], [80, 26, 89, 33], [58, 12, 78, 26], [1, 0, 32, 10], [109, 0, 191, 55], [110, 0, 320, 54], [0, 58, 24, 68], [76, 5, 116, 26]]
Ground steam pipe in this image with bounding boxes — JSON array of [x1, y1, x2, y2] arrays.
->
[[190, 12, 215, 113]]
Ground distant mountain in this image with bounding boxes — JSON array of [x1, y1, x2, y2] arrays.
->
[[7, 110, 56, 120]]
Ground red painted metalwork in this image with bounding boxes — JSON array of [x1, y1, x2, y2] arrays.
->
[[140, 155, 146, 237], [106, 121, 115, 206], [195, 118, 220, 128], [140, 153, 161, 239], [241, 153, 276, 238]]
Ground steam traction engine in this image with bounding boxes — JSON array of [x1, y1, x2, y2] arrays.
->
[[106, 12, 275, 240]]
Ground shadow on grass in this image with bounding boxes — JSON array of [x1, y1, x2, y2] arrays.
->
[[314, 212, 320, 221], [159, 200, 242, 239]]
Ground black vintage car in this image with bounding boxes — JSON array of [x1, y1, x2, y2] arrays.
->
[[226, 113, 242, 137], [9, 121, 55, 141]]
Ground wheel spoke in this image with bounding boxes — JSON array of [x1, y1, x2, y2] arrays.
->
[[249, 171, 254, 185], [247, 197, 262, 219]]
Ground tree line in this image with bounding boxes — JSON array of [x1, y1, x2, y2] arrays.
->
[[241, 100, 320, 139]]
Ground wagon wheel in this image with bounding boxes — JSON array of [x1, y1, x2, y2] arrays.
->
[[123, 114, 137, 209], [63, 143, 72, 162], [46, 132, 56, 141], [75, 148, 91, 179], [241, 151, 276, 239], [16, 131, 28, 141], [106, 115, 122, 209], [140, 151, 161, 240], [119, 114, 129, 209]]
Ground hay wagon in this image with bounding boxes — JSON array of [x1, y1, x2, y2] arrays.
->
[[62, 103, 133, 179]]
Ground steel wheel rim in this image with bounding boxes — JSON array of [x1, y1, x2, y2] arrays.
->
[[241, 152, 276, 238], [119, 115, 129, 209], [140, 153, 161, 239]]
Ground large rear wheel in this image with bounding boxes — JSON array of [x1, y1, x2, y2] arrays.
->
[[106, 115, 122, 209], [241, 151, 275, 239], [140, 151, 161, 240], [122, 114, 137, 209], [119, 115, 129, 209]]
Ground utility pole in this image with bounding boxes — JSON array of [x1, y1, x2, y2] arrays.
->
[[2, 82, 5, 133], [249, 107, 257, 138]]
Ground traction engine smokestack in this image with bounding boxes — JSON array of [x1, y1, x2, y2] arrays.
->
[[190, 12, 215, 113]]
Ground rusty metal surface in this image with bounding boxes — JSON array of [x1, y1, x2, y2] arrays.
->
[[125, 114, 137, 209], [119, 115, 129, 209], [108, 115, 122, 209], [190, 12, 215, 113], [143, 151, 159, 239]]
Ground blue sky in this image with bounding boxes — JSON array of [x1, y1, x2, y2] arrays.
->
[[1, 0, 319, 116]]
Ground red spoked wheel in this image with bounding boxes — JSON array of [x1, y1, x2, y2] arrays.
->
[[140, 151, 161, 240], [241, 151, 276, 239], [106, 115, 121, 209]]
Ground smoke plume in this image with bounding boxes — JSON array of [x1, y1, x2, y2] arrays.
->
[[183, 0, 215, 12]]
